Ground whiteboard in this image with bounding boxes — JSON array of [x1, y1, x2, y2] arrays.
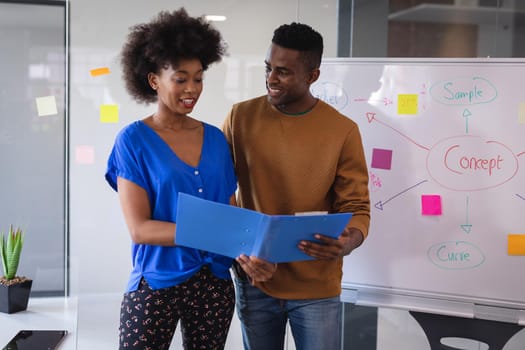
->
[[311, 58, 525, 323]]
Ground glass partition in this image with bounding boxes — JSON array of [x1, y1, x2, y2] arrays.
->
[[340, 0, 525, 58], [337, 1, 525, 350], [0, 0, 67, 296], [3, 0, 524, 348]]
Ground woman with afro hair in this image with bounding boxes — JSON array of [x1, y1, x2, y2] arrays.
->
[[105, 8, 237, 349]]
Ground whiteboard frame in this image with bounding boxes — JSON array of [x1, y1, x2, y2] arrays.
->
[[319, 57, 525, 324]]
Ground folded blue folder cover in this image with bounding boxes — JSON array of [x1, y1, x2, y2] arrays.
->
[[175, 193, 352, 263]]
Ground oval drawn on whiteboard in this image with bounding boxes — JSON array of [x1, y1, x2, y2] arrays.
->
[[426, 135, 518, 191], [427, 241, 485, 270], [429, 76, 497, 106], [311, 81, 348, 110]]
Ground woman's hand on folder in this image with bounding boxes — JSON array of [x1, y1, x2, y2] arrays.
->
[[298, 227, 364, 259], [236, 254, 277, 285]]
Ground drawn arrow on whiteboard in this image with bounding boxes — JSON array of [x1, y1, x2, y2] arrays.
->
[[463, 109, 472, 134], [374, 180, 428, 210], [460, 195, 472, 234], [354, 97, 393, 106], [517, 194, 525, 201], [366, 112, 430, 151]]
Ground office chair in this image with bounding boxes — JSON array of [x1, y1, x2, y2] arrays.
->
[[409, 311, 523, 350]]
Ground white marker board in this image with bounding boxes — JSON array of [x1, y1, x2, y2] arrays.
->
[[311, 58, 525, 323]]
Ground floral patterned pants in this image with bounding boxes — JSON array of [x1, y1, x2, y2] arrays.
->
[[119, 266, 235, 350]]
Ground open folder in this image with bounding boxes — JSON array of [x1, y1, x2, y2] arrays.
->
[[175, 193, 352, 263]]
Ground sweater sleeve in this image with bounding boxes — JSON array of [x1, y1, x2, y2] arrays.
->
[[333, 123, 371, 238], [222, 107, 234, 146]]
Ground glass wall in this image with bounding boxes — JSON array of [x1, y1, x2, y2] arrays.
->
[[341, 0, 525, 58], [2, 0, 524, 348], [338, 2, 525, 350], [0, 1, 67, 296]]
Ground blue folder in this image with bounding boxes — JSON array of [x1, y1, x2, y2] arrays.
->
[[175, 193, 352, 263]]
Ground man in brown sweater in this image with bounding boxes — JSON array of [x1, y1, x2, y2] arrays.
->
[[222, 22, 370, 350]]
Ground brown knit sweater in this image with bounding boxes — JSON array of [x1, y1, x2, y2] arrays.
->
[[223, 95, 370, 299]]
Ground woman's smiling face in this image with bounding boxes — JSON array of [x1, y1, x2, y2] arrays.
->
[[150, 58, 204, 115]]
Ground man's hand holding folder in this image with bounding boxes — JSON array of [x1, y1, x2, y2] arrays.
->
[[175, 193, 352, 263]]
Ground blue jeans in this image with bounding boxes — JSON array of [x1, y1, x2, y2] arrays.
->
[[234, 279, 342, 350]]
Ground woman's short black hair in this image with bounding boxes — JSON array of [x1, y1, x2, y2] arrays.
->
[[272, 22, 323, 71], [120, 8, 227, 104]]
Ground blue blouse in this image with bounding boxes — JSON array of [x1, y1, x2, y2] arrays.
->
[[105, 120, 237, 292]]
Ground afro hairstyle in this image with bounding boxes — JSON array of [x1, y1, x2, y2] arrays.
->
[[120, 7, 227, 104]]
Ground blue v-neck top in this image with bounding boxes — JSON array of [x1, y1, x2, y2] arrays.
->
[[105, 120, 237, 292]]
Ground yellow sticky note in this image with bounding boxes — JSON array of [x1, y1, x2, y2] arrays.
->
[[519, 103, 525, 124], [508, 234, 525, 255], [90, 67, 110, 77], [100, 104, 119, 123], [36, 95, 58, 116], [398, 94, 418, 115], [75, 145, 95, 165]]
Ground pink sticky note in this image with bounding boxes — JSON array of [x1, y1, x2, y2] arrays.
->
[[371, 148, 393, 170], [421, 195, 442, 216], [75, 145, 95, 164]]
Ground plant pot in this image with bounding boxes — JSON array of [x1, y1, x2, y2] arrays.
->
[[0, 279, 33, 314]]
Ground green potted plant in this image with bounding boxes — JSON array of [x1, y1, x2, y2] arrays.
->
[[0, 225, 32, 313]]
